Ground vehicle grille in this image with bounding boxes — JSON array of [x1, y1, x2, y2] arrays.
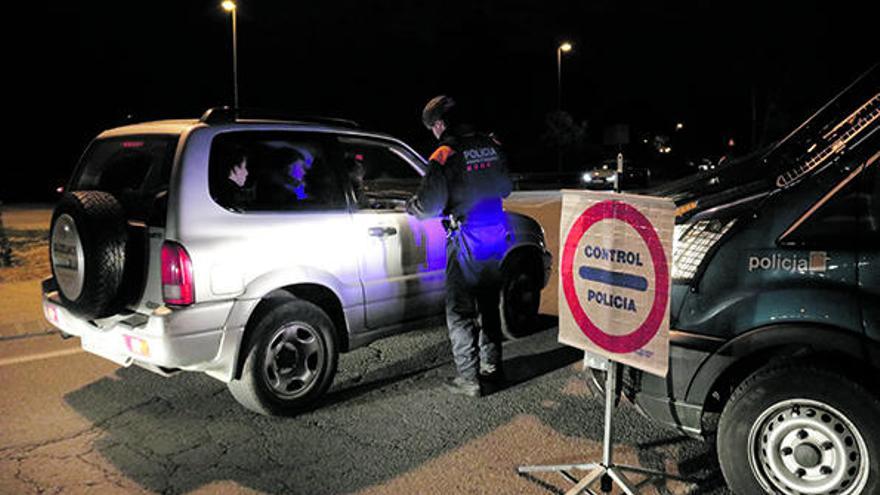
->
[[672, 218, 737, 281]]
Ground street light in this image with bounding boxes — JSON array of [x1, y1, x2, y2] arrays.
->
[[557, 41, 573, 110], [554, 41, 573, 172], [222, 1, 239, 109]]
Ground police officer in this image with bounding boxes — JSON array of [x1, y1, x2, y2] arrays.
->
[[406, 95, 513, 397]]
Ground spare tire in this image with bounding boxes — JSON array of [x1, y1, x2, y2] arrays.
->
[[50, 191, 128, 319]]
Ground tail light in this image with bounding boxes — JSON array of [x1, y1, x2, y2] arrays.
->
[[161, 241, 194, 305]]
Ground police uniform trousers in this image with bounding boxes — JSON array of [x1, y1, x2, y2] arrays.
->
[[445, 223, 506, 381]]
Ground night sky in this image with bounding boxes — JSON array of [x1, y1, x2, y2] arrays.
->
[[14, 0, 877, 202]]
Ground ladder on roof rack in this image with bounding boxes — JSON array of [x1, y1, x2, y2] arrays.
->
[[775, 92, 880, 188]]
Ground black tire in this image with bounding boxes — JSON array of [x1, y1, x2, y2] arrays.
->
[[228, 299, 339, 416], [499, 252, 543, 339], [50, 191, 128, 319], [717, 365, 880, 495]]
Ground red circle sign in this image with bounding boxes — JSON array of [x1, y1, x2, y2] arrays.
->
[[561, 200, 669, 353]]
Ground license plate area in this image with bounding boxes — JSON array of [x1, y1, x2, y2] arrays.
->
[[80, 333, 132, 366]]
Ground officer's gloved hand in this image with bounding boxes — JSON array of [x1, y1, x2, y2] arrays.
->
[[404, 196, 420, 217]]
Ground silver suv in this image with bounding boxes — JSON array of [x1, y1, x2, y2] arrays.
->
[[42, 108, 551, 415]]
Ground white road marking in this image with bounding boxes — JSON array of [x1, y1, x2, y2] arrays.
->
[[0, 347, 84, 367]]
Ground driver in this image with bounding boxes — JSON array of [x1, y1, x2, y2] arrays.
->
[[346, 151, 368, 207]]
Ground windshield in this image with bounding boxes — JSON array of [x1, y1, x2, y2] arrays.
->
[[654, 65, 879, 208]]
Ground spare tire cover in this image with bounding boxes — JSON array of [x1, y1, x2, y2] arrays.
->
[[50, 191, 127, 319]]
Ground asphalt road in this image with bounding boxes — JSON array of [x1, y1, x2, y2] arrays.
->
[[0, 199, 733, 495]]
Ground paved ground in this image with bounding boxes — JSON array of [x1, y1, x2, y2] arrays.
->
[[0, 205, 53, 340], [0, 201, 732, 494]]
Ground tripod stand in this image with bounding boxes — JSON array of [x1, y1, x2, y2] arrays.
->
[[518, 361, 675, 494]]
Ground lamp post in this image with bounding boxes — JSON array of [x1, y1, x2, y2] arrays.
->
[[222, 0, 239, 109], [555, 41, 573, 173], [556, 41, 573, 110]]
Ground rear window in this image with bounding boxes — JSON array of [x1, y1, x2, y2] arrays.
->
[[71, 135, 177, 195]]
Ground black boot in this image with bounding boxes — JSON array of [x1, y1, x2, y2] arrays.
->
[[443, 376, 481, 397]]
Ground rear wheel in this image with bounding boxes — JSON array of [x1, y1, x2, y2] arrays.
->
[[499, 252, 543, 339], [228, 299, 338, 416], [718, 365, 879, 495]]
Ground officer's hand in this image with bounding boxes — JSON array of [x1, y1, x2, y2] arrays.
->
[[405, 196, 419, 216]]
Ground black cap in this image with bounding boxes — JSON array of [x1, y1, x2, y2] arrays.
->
[[422, 95, 456, 129]]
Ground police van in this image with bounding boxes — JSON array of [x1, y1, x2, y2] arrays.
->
[[616, 66, 879, 494]]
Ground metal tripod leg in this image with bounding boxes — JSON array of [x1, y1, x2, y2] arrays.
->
[[517, 463, 599, 475], [563, 466, 606, 495], [616, 464, 691, 482], [606, 466, 638, 494], [517, 463, 599, 490]]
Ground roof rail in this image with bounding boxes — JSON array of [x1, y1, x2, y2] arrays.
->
[[199, 106, 360, 128]]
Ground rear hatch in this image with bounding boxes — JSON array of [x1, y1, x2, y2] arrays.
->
[[66, 134, 179, 313]]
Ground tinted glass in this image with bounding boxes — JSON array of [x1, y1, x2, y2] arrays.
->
[[70, 135, 178, 220], [210, 132, 347, 212], [784, 162, 878, 249], [72, 136, 177, 196]]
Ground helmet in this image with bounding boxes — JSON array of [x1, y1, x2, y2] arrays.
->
[[422, 95, 456, 129]]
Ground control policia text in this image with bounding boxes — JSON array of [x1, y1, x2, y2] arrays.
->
[[578, 245, 647, 313]]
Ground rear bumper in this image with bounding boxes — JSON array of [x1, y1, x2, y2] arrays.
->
[[42, 288, 234, 373]]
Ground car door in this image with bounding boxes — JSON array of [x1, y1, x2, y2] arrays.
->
[[204, 130, 362, 309], [858, 155, 879, 341], [338, 136, 446, 330], [774, 145, 877, 337]]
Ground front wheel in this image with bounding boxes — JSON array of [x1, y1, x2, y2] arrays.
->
[[228, 299, 338, 416], [499, 253, 543, 339], [717, 365, 879, 495]]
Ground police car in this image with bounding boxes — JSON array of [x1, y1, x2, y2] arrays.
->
[[614, 66, 880, 494], [581, 158, 650, 190]]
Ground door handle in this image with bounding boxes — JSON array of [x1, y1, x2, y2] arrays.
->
[[368, 226, 398, 237]]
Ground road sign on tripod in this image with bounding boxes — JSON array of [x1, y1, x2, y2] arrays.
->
[[558, 191, 674, 376], [519, 190, 676, 494]]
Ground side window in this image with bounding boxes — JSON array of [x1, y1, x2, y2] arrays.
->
[[337, 137, 422, 210], [782, 161, 877, 249], [209, 132, 347, 212]]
